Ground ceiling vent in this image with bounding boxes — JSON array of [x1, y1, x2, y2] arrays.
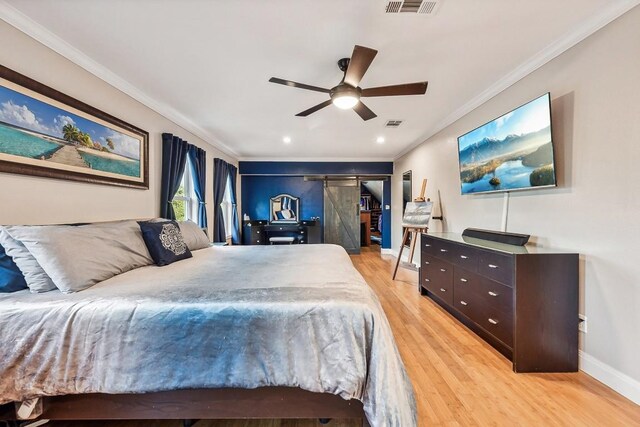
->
[[385, 1, 440, 15], [385, 120, 403, 128]]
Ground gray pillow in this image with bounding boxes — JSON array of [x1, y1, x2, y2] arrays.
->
[[5, 220, 154, 293], [0, 227, 57, 293], [178, 220, 210, 251]]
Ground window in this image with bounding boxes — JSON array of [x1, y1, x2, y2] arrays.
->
[[220, 175, 235, 242], [171, 157, 198, 222]]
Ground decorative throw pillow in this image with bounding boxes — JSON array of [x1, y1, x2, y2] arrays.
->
[[0, 227, 57, 293], [0, 244, 28, 293], [138, 220, 192, 266], [4, 220, 154, 293], [177, 220, 211, 251]]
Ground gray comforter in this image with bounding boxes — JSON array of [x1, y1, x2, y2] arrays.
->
[[0, 244, 416, 426]]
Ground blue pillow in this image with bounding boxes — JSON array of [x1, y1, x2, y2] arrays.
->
[[0, 244, 28, 293], [138, 220, 192, 266]]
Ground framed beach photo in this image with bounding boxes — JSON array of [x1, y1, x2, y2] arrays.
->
[[0, 65, 148, 189]]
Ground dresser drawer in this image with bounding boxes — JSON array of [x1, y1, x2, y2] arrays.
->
[[422, 255, 454, 305], [453, 267, 483, 292], [422, 237, 458, 263], [478, 251, 514, 286], [474, 277, 513, 317], [477, 305, 513, 347], [453, 287, 513, 347], [451, 244, 480, 272]]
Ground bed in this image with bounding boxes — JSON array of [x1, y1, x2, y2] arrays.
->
[[0, 244, 417, 426]]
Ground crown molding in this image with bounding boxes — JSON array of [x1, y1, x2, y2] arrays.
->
[[238, 156, 394, 162], [0, 1, 239, 159], [393, 0, 640, 161]]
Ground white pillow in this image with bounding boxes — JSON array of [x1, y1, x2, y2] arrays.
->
[[178, 220, 211, 251], [0, 227, 57, 293], [5, 220, 154, 293]]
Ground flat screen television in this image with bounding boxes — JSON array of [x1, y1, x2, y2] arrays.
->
[[457, 93, 556, 195]]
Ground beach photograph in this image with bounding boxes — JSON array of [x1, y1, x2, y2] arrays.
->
[[457, 93, 556, 194], [0, 83, 142, 179]]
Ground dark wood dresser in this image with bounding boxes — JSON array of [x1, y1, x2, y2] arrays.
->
[[420, 232, 579, 373], [243, 220, 321, 245]]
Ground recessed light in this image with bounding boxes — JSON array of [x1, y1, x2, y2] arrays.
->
[[283, 136, 292, 144], [376, 136, 385, 144]]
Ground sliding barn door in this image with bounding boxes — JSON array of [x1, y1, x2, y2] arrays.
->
[[323, 181, 361, 254]]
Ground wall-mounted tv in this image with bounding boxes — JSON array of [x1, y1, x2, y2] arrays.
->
[[457, 93, 556, 195]]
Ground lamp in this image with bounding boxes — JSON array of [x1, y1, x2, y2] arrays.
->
[[330, 84, 361, 109]]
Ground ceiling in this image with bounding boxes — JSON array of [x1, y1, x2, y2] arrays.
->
[[1, 0, 637, 160]]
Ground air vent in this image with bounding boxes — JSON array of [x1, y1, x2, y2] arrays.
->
[[385, 0, 440, 15], [385, 120, 403, 128]]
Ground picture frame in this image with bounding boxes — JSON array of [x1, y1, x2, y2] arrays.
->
[[0, 64, 149, 189]]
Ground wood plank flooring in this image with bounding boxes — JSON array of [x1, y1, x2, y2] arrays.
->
[[49, 246, 640, 427]]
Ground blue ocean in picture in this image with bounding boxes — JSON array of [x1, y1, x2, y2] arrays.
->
[[0, 123, 62, 159], [79, 151, 140, 177], [462, 160, 537, 193]]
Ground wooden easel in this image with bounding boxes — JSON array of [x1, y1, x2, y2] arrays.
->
[[393, 179, 428, 280]]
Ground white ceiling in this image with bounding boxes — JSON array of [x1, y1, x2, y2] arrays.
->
[[1, 0, 637, 160]]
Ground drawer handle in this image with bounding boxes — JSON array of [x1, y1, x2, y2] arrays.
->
[[488, 291, 498, 297], [439, 288, 446, 292], [301, 231, 306, 234], [425, 244, 432, 247], [460, 300, 468, 306], [488, 264, 498, 269], [440, 268, 446, 272], [424, 261, 430, 265], [440, 249, 448, 252], [460, 278, 468, 283], [424, 278, 430, 282], [488, 318, 498, 325], [257, 231, 260, 234], [460, 255, 468, 259]]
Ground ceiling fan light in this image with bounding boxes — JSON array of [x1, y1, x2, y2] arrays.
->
[[332, 95, 359, 109]]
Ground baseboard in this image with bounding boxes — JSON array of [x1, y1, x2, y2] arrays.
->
[[579, 350, 640, 405], [380, 248, 419, 267]]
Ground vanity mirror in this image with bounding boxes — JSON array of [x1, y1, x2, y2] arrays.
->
[[270, 194, 300, 223]]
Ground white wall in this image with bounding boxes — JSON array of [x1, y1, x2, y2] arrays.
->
[[393, 6, 640, 398], [0, 21, 237, 236]]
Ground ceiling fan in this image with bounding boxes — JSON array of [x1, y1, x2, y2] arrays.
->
[[269, 45, 428, 121]]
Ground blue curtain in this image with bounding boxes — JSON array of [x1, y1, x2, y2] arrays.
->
[[228, 163, 240, 245], [188, 145, 207, 228], [213, 158, 228, 242], [160, 133, 189, 220]]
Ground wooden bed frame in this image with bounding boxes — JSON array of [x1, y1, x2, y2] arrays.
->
[[0, 387, 369, 426]]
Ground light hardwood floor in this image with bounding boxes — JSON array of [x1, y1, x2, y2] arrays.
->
[[50, 246, 639, 427]]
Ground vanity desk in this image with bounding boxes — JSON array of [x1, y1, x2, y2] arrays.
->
[[420, 232, 579, 373], [243, 193, 321, 245], [243, 220, 321, 245]]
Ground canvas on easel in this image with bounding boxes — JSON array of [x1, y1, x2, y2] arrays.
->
[[393, 179, 433, 280]]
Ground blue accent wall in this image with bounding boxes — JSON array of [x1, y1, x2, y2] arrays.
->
[[240, 161, 393, 176], [381, 180, 391, 249], [240, 162, 392, 249], [241, 176, 324, 222]]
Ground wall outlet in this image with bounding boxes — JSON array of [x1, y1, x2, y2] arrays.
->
[[579, 314, 587, 333]]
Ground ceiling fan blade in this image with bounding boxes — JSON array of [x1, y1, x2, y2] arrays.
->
[[295, 99, 333, 117], [353, 101, 377, 121], [269, 77, 330, 93], [361, 82, 428, 97], [344, 45, 378, 88]]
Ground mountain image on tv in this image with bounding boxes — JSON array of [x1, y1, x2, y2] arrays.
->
[[457, 93, 556, 194]]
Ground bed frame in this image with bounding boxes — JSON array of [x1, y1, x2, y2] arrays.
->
[[0, 387, 369, 426]]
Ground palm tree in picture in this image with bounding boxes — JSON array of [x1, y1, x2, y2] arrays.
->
[[62, 123, 80, 145]]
